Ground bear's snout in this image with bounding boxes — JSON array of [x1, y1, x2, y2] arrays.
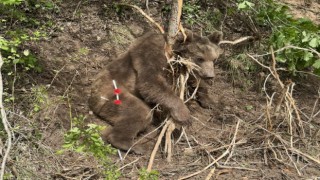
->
[[199, 61, 215, 78]]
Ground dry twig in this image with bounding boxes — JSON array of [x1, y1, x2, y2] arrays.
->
[[205, 167, 216, 180], [179, 149, 229, 180], [147, 118, 171, 171], [117, 158, 140, 171], [253, 45, 320, 59], [0, 53, 13, 180], [224, 119, 241, 164], [219, 36, 254, 45], [259, 126, 320, 165], [118, 4, 164, 34], [165, 121, 176, 162], [246, 47, 320, 173], [147, 49, 199, 171], [179, 119, 241, 180], [123, 118, 166, 160]]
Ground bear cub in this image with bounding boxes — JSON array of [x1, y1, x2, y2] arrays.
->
[[88, 30, 223, 154]]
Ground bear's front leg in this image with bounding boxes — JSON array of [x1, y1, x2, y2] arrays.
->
[[197, 79, 217, 109], [137, 74, 191, 125]]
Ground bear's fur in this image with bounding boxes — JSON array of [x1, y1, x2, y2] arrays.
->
[[88, 31, 222, 154]]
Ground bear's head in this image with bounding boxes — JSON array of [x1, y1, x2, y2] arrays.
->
[[174, 30, 223, 78]]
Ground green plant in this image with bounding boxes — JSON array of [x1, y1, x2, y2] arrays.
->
[[60, 115, 120, 179], [0, 0, 23, 5], [0, 0, 60, 74], [30, 85, 48, 113], [238, 0, 320, 75], [227, 53, 256, 90], [181, 1, 222, 33], [104, 165, 121, 180], [138, 168, 159, 180], [182, 2, 200, 25], [71, 47, 90, 61], [62, 115, 116, 158], [0, 32, 44, 72], [237, 1, 255, 10]]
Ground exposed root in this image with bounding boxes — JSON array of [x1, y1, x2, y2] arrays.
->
[[117, 3, 164, 34]]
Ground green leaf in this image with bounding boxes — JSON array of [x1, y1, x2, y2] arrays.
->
[[301, 31, 310, 43], [276, 56, 286, 63], [10, 47, 16, 53], [87, 124, 98, 129], [0, 0, 23, 5], [13, 58, 19, 64], [56, 150, 65, 154], [238, 1, 254, 9], [302, 31, 307, 37], [245, 1, 255, 8], [62, 143, 73, 149], [303, 52, 313, 61], [309, 38, 318, 48], [75, 145, 85, 152], [70, 127, 80, 133], [23, 49, 30, 56], [245, 105, 254, 111], [238, 2, 247, 9], [313, 60, 320, 69]]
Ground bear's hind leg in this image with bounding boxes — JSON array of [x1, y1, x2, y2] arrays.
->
[[104, 95, 153, 154]]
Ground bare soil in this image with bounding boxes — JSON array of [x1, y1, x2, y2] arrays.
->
[[281, 0, 320, 24], [5, 0, 320, 179]]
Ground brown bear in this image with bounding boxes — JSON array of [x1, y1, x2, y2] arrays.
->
[[88, 30, 222, 154]]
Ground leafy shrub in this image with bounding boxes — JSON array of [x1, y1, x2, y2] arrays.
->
[[0, 0, 23, 5], [182, 2, 200, 25], [61, 115, 116, 159], [0, 31, 45, 72], [60, 115, 120, 179], [238, 0, 320, 75], [138, 168, 159, 180], [0, 0, 59, 73]]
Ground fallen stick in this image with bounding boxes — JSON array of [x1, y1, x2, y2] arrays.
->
[[219, 36, 254, 45], [205, 167, 216, 180], [0, 53, 13, 180], [123, 116, 166, 160], [224, 119, 241, 164], [178, 149, 229, 180], [259, 125, 320, 165], [117, 158, 140, 171], [165, 121, 176, 162], [147, 119, 171, 171], [179, 119, 241, 180]]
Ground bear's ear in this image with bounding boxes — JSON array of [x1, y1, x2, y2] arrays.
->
[[176, 29, 200, 43], [208, 31, 223, 44]]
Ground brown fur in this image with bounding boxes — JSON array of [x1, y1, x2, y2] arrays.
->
[[88, 31, 222, 154]]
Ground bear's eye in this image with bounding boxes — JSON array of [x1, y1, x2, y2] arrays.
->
[[196, 58, 204, 63]]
